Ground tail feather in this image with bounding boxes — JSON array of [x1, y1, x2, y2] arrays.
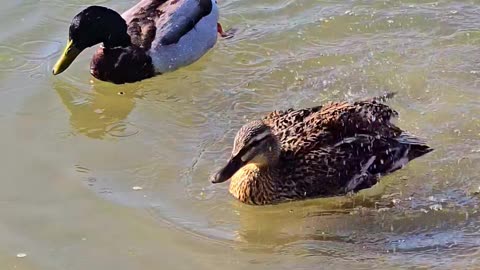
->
[[407, 143, 433, 161], [386, 133, 432, 173], [396, 132, 433, 159], [362, 133, 432, 175]]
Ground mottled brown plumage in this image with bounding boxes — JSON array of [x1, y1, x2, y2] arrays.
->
[[211, 93, 432, 205]]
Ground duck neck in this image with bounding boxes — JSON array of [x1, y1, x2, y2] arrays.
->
[[228, 163, 281, 205], [103, 32, 131, 49], [94, 11, 131, 49]]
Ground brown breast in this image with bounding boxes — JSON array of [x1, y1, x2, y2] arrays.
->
[[228, 164, 278, 205], [90, 46, 155, 84]]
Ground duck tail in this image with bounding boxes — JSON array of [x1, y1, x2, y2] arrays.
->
[[409, 143, 433, 160], [386, 133, 433, 173], [397, 133, 433, 160]]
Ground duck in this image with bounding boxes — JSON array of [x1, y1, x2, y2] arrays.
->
[[52, 0, 229, 84], [210, 93, 433, 205]]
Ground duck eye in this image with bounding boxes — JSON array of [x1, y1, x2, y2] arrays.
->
[[236, 135, 267, 161], [248, 138, 263, 148]]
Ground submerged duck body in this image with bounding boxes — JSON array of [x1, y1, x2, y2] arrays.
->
[[211, 94, 433, 205], [53, 0, 221, 84]]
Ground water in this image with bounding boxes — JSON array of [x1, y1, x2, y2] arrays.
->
[[1, 0, 479, 269]]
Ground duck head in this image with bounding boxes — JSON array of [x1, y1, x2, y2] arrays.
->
[[53, 6, 131, 75], [211, 120, 281, 184]]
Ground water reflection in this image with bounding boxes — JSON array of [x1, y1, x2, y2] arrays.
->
[[53, 79, 141, 139], [231, 195, 480, 259], [231, 188, 387, 245]]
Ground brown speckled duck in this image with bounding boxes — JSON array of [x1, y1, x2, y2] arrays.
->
[[52, 0, 229, 84], [211, 93, 432, 205]]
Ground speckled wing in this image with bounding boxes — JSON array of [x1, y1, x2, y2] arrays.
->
[[278, 134, 425, 197], [265, 97, 431, 197], [262, 106, 322, 134], [264, 100, 402, 155], [312, 100, 401, 138]]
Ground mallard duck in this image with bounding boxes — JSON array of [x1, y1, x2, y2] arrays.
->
[[52, 0, 228, 84], [211, 93, 433, 205]]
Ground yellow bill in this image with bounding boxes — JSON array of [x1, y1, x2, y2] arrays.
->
[[52, 39, 82, 75]]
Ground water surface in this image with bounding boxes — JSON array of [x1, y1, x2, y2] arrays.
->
[[0, 0, 479, 269]]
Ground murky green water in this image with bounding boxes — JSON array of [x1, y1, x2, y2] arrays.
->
[[1, 0, 479, 269]]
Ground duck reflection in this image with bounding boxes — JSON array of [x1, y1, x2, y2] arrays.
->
[[231, 188, 386, 246], [53, 79, 141, 139]]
